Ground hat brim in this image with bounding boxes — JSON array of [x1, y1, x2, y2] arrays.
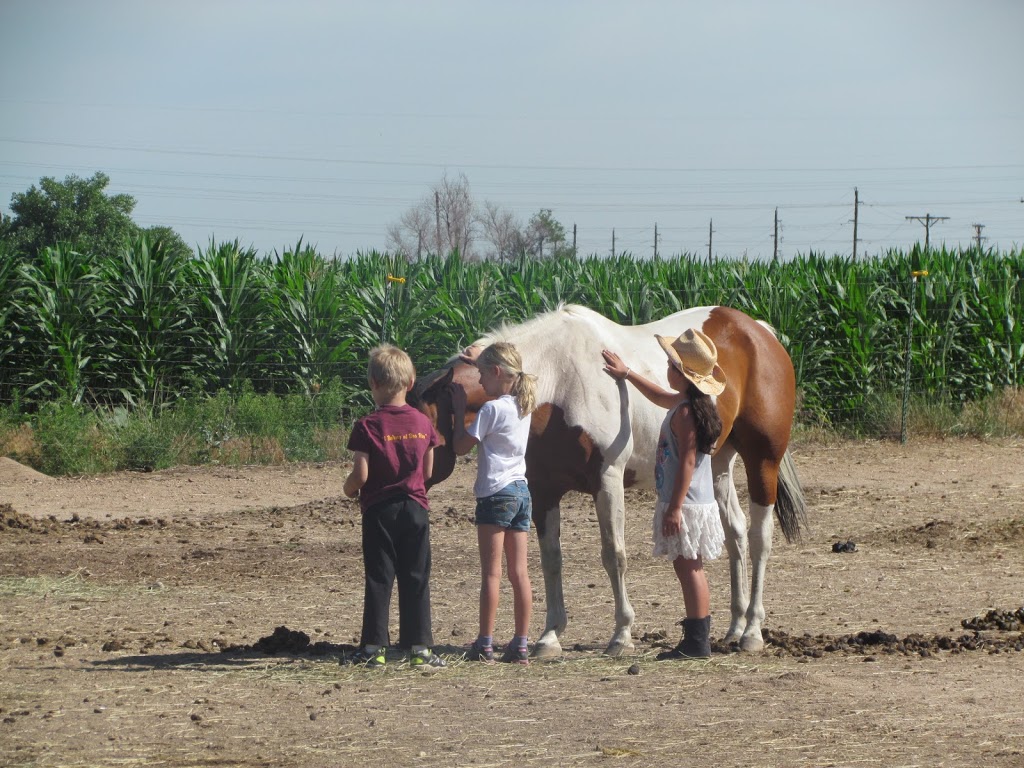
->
[[655, 334, 727, 397]]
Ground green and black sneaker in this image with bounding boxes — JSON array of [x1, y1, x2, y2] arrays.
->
[[409, 649, 446, 669], [346, 646, 386, 668]]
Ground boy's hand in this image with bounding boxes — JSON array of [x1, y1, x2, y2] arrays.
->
[[448, 382, 467, 413]]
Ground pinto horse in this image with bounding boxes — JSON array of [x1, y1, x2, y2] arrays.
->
[[412, 304, 807, 657]]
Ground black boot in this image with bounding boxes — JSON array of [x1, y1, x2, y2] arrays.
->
[[656, 616, 711, 660]]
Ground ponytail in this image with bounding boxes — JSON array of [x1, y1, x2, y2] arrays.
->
[[511, 371, 538, 417]]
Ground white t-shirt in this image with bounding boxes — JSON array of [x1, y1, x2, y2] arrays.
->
[[467, 394, 531, 498]]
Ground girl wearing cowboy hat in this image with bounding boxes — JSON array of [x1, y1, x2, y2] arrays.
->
[[601, 328, 726, 659]]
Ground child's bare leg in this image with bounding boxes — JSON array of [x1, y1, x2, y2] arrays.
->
[[477, 524, 505, 637], [673, 555, 710, 618], [504, 529, 533, 637]]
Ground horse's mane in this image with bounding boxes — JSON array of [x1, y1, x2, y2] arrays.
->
[[477, 304, 607, 346]]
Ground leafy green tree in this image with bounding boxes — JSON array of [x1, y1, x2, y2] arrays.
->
[[527, 208, 572, 259], [144, 225, 194, 260], [2, 172, 138, 258]]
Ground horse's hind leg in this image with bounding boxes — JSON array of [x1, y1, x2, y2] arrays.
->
[[736, 452, 783, 652], [712, 445, 750, 644], [595, 468, 635, 657], [532, 490, 567, 659]]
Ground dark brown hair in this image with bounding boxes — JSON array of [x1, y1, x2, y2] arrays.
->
[[689, 383, 723, 455]]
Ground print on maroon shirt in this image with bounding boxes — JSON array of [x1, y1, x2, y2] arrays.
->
[[346, 404, 439, 513]]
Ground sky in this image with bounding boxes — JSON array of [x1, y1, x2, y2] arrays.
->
[[1, 0, 1022, 260]]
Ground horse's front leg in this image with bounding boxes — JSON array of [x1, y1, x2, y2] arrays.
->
[[713, 447, 750, 645], [532, 490, 566, 659], [739, 502, 774, 652], [595, 469, 635, 657]]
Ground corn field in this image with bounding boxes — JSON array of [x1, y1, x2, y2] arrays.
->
[[0, 237, 1021, 428]]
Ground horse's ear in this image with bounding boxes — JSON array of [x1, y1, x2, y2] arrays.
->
[[411, 365, 456, 408], [424, 366, 454, 395]]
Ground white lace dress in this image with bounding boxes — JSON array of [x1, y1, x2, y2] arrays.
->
[[652, 403, 724, 560]]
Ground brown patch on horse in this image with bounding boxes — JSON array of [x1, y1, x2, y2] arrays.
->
[[527, 405, 603, 496], [526, 404, 605, 535], [703, 306, 796, 506]]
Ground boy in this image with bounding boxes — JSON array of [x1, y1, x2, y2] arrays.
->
[[343, 344, 444, 668]]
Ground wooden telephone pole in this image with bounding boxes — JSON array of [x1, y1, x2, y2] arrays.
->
[[773, 208, 780, 260], [905, 213, 948, 250], [972, 223, 986, 250], [852, 187, 859, 260]]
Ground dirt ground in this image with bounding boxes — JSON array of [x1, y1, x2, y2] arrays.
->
[[2, 438, 1023, 768]]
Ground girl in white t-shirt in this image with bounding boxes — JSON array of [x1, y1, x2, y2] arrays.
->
[[450, 341, 538, 664]]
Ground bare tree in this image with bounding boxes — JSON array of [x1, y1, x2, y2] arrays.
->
[[387, 175, 569, 262], [386, 204, 434, 260], [476, 201, 526, 261], [435, 172, 475, 260], [387, 172, 478, 260]]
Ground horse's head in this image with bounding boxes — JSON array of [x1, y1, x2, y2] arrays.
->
[[410, 358, 488, 488]]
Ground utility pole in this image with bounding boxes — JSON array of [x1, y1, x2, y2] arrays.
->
[[972, 223, 986, 250], [653, 222, 659, 259], [707, 218, 714, 262], [773, 207, 780, 260], [434, 191, 442, 256], [611, 229, 616, 258], [905, 213, 948, 251], [852, 187, 859, 260], [572, 224, 577, 258]]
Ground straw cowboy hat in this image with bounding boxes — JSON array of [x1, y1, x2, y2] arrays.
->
[[654, 328, 727, 396]]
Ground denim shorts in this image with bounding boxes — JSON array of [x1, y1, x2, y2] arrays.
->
[[475, 480, 532, 532]]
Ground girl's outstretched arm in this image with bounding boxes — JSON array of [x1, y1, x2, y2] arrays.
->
[[602, 349, 684, 410]]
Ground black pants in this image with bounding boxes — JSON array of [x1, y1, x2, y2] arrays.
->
[[360, 496, 433, 648]]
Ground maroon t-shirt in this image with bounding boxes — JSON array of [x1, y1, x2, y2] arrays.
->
[[346, 404, 439, 513]]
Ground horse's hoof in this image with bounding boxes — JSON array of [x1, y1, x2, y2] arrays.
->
[[533, 641, 563, 660], [739, 633, 765, 653], [604, 640, 635, 658]]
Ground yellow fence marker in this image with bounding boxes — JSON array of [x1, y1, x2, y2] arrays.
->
[[381, 275, 406, 342]]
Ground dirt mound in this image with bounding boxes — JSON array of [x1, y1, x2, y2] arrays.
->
[[0, 457, 50, 485], [962, 607, 1024, 631], [221, 625, 353, 657], [874, 516, 1024, 550], [263, 496, 356, 526], [0, 503, 59, 534], [746, 612, 1024, 659]]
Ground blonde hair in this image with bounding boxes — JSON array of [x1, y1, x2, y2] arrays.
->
[[368, 344, 415, 398], [478, 341, 537, 416]]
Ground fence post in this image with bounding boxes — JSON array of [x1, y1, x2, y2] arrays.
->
[[381, 275, 406, 343], [901, 270, 929, 443]]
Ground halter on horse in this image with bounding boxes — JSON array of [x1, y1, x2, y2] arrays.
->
[[412, 304, 807, 657]]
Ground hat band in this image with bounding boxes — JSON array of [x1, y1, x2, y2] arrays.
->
[[681, 364, 715, 382]]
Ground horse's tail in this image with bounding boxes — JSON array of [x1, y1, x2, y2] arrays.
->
[[774, 450, 809, 543]]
